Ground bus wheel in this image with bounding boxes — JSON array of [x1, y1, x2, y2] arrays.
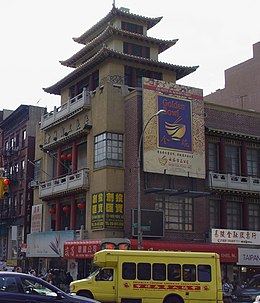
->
[[77, 291, 94, 299], [164, 295, 183, 303]]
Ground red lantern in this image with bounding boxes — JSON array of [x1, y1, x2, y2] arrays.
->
[[62, 205, 70, 213], [49, 207, 56, 215], [60, 154, 67, 161], [77, 202, 85, 210], [66, 153, 72, 160]]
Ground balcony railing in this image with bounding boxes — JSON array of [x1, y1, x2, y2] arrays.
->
[[39, 168, 89, 198], [40, 88, 91, 130], [208, 172, 260, 192]]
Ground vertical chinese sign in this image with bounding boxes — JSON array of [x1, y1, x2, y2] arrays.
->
[[142, 77, 205, 178], [31, 204, 42, 233], [91, 192, 124, 229]]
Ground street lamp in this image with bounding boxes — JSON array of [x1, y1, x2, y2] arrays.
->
[[137, 109, 166, 250]]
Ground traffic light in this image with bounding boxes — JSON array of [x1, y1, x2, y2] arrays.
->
[[0, 177, 9, 199]]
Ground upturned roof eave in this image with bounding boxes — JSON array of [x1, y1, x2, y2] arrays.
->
[[73, 6, 163, 45], [60, 25, 178, 68], [44, 47, 198, 95]]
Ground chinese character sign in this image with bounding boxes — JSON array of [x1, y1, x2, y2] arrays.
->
[[31, 204, 42, 233], [91, 192, 124, 230], [91, 192, 105, 229], [142, 77, 205, 179], [212, 228, 260, 245]]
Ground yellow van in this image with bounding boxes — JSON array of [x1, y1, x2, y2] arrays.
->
[[70, 249, 223, 303]]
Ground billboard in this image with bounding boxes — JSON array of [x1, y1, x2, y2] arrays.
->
[[142, 77, 205, 178]]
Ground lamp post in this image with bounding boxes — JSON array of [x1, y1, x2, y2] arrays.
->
[[137, 109, 166, 250]]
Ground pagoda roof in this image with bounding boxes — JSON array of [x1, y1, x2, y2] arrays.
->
[[44, 46, 198, 95], [73, 6, 163, 45], [60, 25, 178, 68]]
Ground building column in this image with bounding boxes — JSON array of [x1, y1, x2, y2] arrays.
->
[[220, 195, 227, 228], [55, 200, 61, 231], [242, 197, 249, 229], [70, 196, 76, 230], [72, 142, 77, 173]]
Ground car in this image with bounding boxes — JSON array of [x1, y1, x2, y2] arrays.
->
[[233, 274, 260, 303], [0, 271, 100, 303]]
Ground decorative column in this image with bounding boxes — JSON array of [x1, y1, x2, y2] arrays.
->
[[70, 196, 76, 230]]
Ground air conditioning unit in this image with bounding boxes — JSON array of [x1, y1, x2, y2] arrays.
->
[[28, 180, 39, 188]]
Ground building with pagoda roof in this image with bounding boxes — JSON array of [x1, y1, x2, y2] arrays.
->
[[27, 5, 260, 282]]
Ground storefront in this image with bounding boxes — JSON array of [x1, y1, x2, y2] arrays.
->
[[63, 238, 238, 280]]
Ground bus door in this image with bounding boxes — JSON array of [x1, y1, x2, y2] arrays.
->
[[94, 268, 116, 302]]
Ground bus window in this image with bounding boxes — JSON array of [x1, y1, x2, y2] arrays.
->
[[153, 263, 166, 281], [122, 262, 136, 280], [183, 264, 196, 282], [168, 264, 181, 281], [198, 265, 211, 282], [137, 263, 151, 280]]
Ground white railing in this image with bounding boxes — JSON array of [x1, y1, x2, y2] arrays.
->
[[39, 168, 89, 198], [40, 88, 91, 129], [208, 172, 260, 192]]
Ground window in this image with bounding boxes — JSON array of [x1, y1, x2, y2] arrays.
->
[[94, 132, 123, 168], [209, 199, 220, 228], [123, 42, 150, 58], [124, 66, 162, 88], [198, 265, 211, 282], [156, 197, 193, 231], [121, 21, 143, 34], [20, 159, 25, 178], [227, 201, 242, 229], [248, 202, 260, 230], [168, 264, 181, 281], [122, 262, 136, 280], [183, 264, 196, 282], [34, 160, 41, 183], [137, 263, 151, 280], [247, 148, 260, 177], [208, 142, 219, 172], [22, 129, 27, 147], [225, 145, 240, 175], [152, 263, 166, 281]]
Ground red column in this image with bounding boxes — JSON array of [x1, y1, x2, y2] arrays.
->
[[55, 200, 61, 231], [70, 196, 76, 230], [72, 142, 77, 173], [57, 146, 62, 176]]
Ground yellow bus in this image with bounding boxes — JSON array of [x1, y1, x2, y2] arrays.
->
[[70, 249, 223, 303]]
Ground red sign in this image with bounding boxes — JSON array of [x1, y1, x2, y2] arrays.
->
[[64, 240, 101, 259], [130, 239, 238, 263]]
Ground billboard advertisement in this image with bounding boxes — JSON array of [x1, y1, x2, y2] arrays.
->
[[142, 77, 205, 178]]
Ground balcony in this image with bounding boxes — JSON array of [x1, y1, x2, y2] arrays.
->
[[208, 172, 260, 193], [39, 168, 89, 199], [40, 88, 91, 130]]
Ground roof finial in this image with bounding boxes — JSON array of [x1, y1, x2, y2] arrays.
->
[[113, 0, 116, 7]]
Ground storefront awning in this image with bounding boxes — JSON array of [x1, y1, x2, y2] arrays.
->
[[64, 238, 238, 262]]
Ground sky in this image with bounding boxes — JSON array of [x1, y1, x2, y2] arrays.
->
[[0, 0, 260, 112]]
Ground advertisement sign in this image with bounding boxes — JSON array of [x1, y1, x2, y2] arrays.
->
[[237, 248, 260, 265], [26, 230, 74, 257], [212, 228, 260, 245], [31, 204, 42, 233], [91, 192, 124, 230], [142, 77, 205, 178]]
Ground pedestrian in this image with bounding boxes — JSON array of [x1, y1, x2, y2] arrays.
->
[[65, 272, 73, 292], [222, 278, 232, 303], [15, 267, 22, 273], [46, 272, 54, 284]]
